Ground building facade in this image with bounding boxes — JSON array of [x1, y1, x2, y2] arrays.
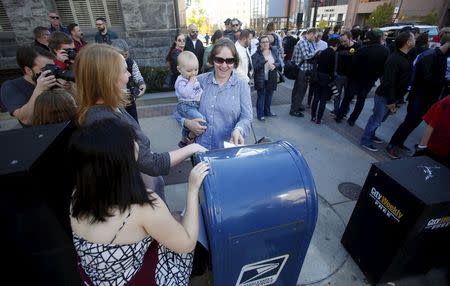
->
[[250, 0, 301, 32], [310, 0, 348, 28], [345, 0, 449, 28], [0, 0, 185, 70]]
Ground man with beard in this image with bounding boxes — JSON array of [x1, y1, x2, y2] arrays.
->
[[94, 17, 118, 44], [185, 24, 205, 72], [0, 46, 63, 126], [68, 23, 87, 52]]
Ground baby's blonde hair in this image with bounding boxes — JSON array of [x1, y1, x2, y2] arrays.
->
[[177, 51, 198, 68]]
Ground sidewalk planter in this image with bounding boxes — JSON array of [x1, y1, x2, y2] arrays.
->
[[193, 140, 318, 286]]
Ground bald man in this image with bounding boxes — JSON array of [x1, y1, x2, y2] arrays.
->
[[184, 24, 205, 72]]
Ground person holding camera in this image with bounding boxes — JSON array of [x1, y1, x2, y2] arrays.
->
[[111, 39, 146, 124], [0, 46, 64, 126], [48, 31, 76, 70]]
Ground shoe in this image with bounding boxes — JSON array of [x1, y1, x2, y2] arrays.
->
[[386, 145, 400, 159], [347, 119, 355, 127], [299, 107, 306, 112], [311, 117, 316, 122], [257, 116, 265, 121], [330, 111, 336, 118], [371, 135, 383, 144], [334, 117, 342, 123], [265, 112, 277, 117], [289, 111, 304, 117], [362, 143, 378, 152], [316, 119, 321, 124]]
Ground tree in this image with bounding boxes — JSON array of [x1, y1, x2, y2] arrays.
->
[[367, 3, 394, 28], [318, 20, 328, 29]]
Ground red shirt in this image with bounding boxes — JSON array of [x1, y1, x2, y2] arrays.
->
[[54, 59, 68, 70], [422, 95, 450, 157]]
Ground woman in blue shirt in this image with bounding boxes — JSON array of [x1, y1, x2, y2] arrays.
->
[[180, 38, 253, 150]]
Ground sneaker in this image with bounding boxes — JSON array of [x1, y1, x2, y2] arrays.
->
[[386, 145, 400, 159], [257, 116, 265, 121], [371, 135, 383, 143], [289, 111, 304, 117], [330, 111, 336, 118], [316, 119, 321, 124], [311, 117, 316, 122], [334, 117, 342, 123], [265, 112, 277, 117], [347, 119, 355, 127], [362, 143, 378, 152]]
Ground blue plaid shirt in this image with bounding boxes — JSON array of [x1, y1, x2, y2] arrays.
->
[[291, 36, 316, 71]]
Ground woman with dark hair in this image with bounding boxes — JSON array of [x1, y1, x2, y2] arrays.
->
[[165, 33, 186, 88], [32, 88, 77, 125], [69, 118, 209, 285], [179, 38, 253, 149], [74, 44, 206, 199], [202, 30, 223, 73], [251, 35, 282, 121]]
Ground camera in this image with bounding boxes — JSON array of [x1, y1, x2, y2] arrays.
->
[[64, 48, 77, 61], [42, 64, 75, 82], [129, 86, 141, 98]]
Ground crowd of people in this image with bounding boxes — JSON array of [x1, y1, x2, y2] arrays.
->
[[0, 10, 449, 285]]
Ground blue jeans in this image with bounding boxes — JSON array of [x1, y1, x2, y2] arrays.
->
[[333, 75, 349, 114], [256, 85, 274, 118], [360, 95, 390, 145], [177, 101, 205, 137]]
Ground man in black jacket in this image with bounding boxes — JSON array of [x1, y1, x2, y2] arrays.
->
[[386, 35, 450, 158], [185, 24, 205, 72], [335, 29, 389, 126], [360, 31, 415, 152]]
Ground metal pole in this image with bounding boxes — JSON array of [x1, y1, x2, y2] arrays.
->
[[286, 0, 292, 30], [312, 0, 319, 27]]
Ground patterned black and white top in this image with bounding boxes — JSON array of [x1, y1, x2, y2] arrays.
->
[[74, 233, 152, 285]]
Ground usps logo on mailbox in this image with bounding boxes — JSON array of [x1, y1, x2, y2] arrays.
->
[[235, 254, 289, 286]]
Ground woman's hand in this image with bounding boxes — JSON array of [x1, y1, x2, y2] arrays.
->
[[184, 118, 207, 136], [187, 143, 208, 154], [230, 129, 244, 145], [188, 161, 209, 192]]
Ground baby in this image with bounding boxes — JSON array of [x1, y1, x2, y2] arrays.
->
[[175, 51, 205, 148]]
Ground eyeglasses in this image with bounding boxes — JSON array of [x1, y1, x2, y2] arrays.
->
[[177, 39, 185, 42], [50, 16, 60, 19], [213, 57, 235, 65]]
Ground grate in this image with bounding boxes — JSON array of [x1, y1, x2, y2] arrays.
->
[[338, 182, 362, 200]]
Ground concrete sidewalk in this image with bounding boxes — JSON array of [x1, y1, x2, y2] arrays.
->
[[132, 80, 446, 285], [0, 80, 447, 285]]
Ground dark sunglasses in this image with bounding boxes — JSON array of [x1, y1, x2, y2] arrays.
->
[[191, 30, 199, 33], [50, 16, 60, 19], [214, 57, 235, 65]]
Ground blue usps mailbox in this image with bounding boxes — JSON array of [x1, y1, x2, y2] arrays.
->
[[193, 141, 318, 286]]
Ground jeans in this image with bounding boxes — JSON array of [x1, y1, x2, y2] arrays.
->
[[256, 85, 274, 118], [334, 75, 349, 114], [177, 101, 205, 137], [337, 81, 371, 123], [291, 70, 308, 112], [360, 95, 390, 145], [307, 81, 316, 106], [311, 73, 331, 121]]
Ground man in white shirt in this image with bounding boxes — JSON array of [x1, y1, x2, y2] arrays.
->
[[314, 30, 328, 51], [234, 29, 253, 83]]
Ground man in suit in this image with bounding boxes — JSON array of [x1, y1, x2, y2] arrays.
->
[[185, 24, 205, 72]]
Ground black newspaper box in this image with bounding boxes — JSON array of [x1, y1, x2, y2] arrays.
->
[[341, 156, 450, 284]]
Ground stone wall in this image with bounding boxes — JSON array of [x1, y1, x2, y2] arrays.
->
[[0, 0, 184, 70]]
